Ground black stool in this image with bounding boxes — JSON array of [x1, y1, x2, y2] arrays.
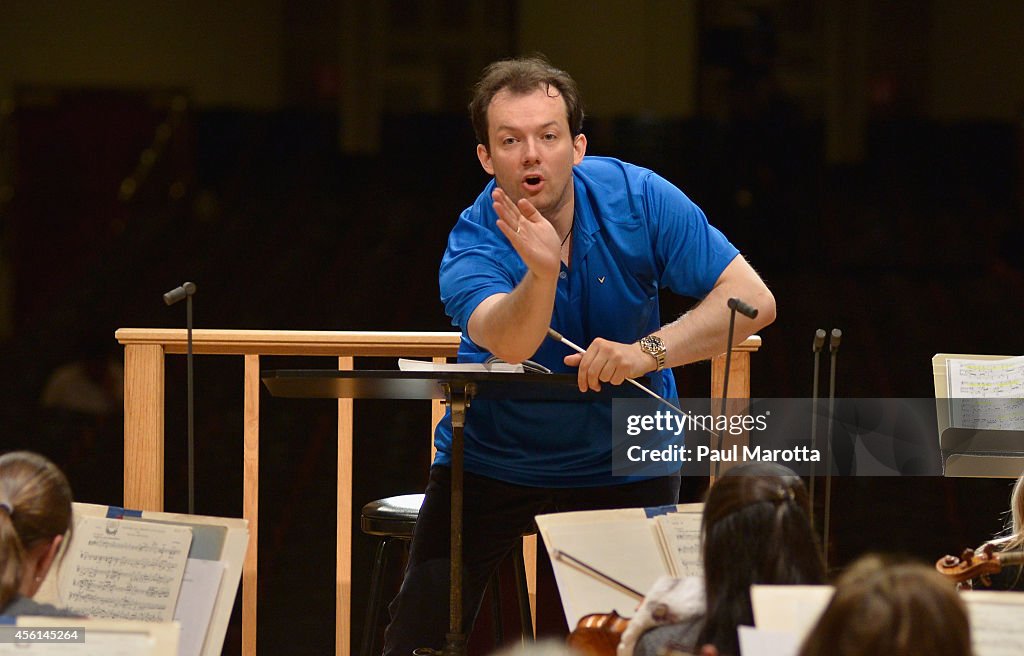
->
[[359, 494, 534, 656]]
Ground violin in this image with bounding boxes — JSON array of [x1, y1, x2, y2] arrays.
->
[[555, 550, 641, 656], [568, 610, 630, 656], [935, 542, 1024, 587]]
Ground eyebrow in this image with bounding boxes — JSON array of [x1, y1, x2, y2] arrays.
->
[[495, 121, 561, 133]]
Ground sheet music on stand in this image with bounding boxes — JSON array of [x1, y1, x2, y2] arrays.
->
[[535, 504, 703, 627], [932, 354, 1024, 478], [35, 502, 247, 656]]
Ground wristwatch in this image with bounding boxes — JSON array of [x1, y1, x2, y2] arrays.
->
[[638, 334, 667, 371]]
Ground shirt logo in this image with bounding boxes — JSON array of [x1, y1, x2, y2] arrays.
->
[[598, 276, 606, 283]]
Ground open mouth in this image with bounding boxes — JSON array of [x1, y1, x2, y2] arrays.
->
[[522, 175, 544, 191]]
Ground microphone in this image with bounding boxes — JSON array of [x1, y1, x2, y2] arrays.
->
[[829, 328, 842, 353], [813, 329, 826, 353], [163, 281, 196, 306], [163, 281, 197, 514], [727, 297, 758, 319]]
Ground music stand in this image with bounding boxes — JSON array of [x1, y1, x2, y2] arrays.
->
[[262, 369, 595, 656]]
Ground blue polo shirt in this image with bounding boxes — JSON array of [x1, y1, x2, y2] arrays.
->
[[435, 156, 739, 486]]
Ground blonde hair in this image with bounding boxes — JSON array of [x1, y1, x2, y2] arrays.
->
[[992, 473, 1024, 552], [798, 555, 973, 656], [0, 451, 73, 608]]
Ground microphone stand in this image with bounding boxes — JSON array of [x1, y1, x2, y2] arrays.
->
[[808, 329, 826, 530], [822, 328, 841, 571], [164, 282, 197, 514], [715, 298, 758, 479]]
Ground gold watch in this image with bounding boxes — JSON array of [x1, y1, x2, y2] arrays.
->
[[638, 334, 667, 371]]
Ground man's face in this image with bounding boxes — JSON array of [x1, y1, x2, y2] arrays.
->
[[476, 86, 586, 225]]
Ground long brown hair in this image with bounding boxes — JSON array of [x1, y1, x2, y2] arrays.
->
[[0, 451, 73, 608], [698, 462, 826, 656], [798, 555, 973, 656]]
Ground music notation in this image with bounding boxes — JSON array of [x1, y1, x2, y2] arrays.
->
[[947, 357, 1024, 431], [58, 516, 192, 622], [654, 511, 703, 578]]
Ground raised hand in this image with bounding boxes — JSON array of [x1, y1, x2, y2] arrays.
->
[[492, 187, 561, 281]]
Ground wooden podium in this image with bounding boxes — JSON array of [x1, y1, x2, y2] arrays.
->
[[116, 329, 760, 655]]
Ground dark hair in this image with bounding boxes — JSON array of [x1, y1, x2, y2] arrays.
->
[[798, 555, 973, 656], [0, 451, 73, 609], [468, 54, 584, 150], [698, 462, 825, 656]]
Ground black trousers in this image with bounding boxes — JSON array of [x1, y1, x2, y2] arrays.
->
[[381, 465, 681, 656]]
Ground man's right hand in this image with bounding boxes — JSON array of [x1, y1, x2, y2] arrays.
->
[[492, 187, 561, 281]]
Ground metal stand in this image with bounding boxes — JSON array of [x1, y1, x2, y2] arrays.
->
[[261, 368, 595, 656], [443, 382, 470, 656]]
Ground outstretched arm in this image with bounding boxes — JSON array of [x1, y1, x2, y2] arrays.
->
[[564, 255, 776, 391]]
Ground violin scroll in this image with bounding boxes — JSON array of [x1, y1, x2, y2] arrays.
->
[[935, 543, 1002, 587]]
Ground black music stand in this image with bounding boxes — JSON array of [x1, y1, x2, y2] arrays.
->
[[262, 369, 594, 656]]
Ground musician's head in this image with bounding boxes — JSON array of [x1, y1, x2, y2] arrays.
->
[[0, 451, 73, 609], [798, 554, 972, 656], [1011, 472, 1024, 539], [698, 462, 825, 656]]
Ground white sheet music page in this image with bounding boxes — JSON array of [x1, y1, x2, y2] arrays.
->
[[540, 517, 667, 626], [173, 559, 225, 656], [750, 585, 833, 638], [946, 356, 1024, 430], [963, 590, 1024, 656], [737, 625, 801, 656], [57, 515, 192, 622], [397, 358, 523, 373]]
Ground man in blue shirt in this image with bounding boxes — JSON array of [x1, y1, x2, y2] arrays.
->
[[383, 56, 775, 655]]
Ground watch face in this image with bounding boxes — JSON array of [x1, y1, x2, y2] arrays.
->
[[641, 335, 664, 352], [640, 335, 666, 369]]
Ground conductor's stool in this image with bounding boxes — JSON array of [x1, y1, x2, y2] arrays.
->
[[359, 494, 534, 656]]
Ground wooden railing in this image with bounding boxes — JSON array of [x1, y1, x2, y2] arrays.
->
[[116, 328, 760, 656]]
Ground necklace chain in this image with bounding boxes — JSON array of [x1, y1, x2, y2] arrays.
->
[[561, 218, 575, 248]]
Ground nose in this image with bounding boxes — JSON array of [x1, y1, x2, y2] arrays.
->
[[522, 137, 540, 165]]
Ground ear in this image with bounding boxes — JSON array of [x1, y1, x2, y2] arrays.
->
[[33, 535, 63, 593], [476, 143, 495, 176], [18, 535, 63, 597], [572, 133, 587, 165]]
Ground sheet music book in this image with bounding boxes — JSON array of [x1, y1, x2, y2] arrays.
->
[[534, 504, 703, 627], [0, 616, 180, 656], [36, 503, 248, 656], [932, 354, 1024, 477]]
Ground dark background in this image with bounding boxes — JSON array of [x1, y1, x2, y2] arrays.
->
[[1, 1, 1023, 654]]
